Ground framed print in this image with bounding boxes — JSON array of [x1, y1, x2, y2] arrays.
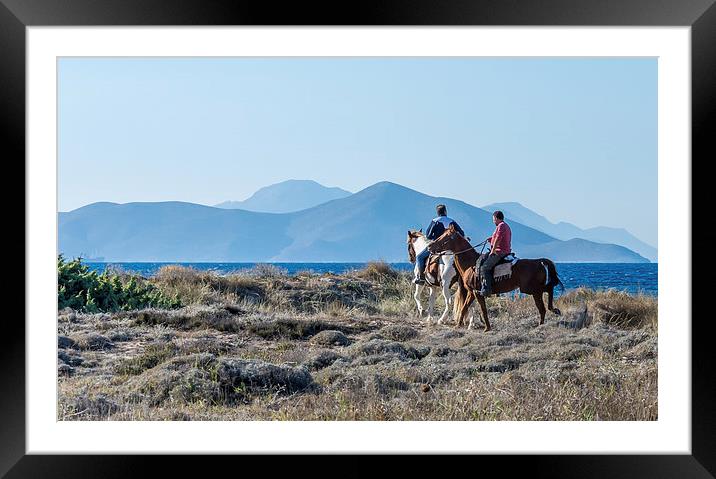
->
[[6, 0, 714, 475]]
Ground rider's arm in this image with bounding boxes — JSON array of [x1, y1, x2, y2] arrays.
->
[[490, 224, 503, 254], [453, 222, 465, 237]]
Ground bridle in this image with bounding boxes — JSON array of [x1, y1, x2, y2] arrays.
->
[[431, 236, 488, 257], [407, 240, 416, 264]]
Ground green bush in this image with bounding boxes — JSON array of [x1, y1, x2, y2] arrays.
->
[[58, 255, 181, 312]]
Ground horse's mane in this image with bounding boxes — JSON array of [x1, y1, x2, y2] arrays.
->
[[452, 231, 471, 246]]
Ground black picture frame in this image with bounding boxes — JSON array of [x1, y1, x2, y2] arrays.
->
[[5, 0, 713, 476]]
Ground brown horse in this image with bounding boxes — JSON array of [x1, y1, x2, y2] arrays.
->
[[428, 223, 563, 331]]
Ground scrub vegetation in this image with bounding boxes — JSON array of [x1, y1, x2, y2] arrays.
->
[[58, 261, 657, 421]]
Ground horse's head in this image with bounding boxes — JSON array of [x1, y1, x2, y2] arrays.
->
[[406, 229, 423, 263], [428, 223, 461, 254], [407, 231, 416, 263]]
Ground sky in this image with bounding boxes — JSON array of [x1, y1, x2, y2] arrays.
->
[[58, 57, 657, 247]]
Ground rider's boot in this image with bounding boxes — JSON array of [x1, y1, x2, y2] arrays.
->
[[413, 270, 426, 285], [478, 272, 493, 296]]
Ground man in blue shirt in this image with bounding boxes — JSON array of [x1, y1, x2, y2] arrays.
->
[[413, 204, 466, 284]]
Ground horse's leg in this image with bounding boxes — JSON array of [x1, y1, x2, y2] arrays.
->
[[457, 293, 464, 328], [444, 260, 455, 308], [426, 286, 437, 323], [466, 292, 484, 330], [445, 277, 453, 307], [547, 286, 561, 316], [466, 292, 476, 330], [413, 284, 424, 318], [457, 289, 473, 328], [437, 270, 454, 325], [475, 294, 491, 332], [465, 290, 480, 330], [533, 293, 547, 325]]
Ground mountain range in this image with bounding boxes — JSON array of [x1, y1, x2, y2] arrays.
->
[[483, 202, 657, 262], [59, 181, 650, 263], [214, 179, 352, 213]]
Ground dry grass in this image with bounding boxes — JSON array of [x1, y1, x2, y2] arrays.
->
[[114, 342, 178, 376], [58, 268, 658, 421], [558, 287, 658, 331], [354, 261, 400, 281], [153, 265, 264, 305]]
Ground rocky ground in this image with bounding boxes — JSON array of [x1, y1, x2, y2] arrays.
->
[[57, 265, 657, 421]]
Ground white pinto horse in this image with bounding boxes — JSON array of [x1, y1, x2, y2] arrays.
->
[[407, 230, 457, 324]]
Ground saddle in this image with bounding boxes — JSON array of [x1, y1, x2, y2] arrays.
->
[[476, 253, 518, 283], [427, 254, 442, 267], [422, 254, 443, 286], [497, 252, 518, 265]]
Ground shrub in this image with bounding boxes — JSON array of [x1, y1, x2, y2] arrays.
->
[[557, 287, 657, 330], [58, 255, 181, 312], [152, 265, 264, 305], [246, 264, 288, 278], [355, 261, 399, 281]]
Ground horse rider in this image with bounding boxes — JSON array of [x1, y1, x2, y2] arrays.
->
[[479, 210, 512, 296], [413, 204, 466, 284]]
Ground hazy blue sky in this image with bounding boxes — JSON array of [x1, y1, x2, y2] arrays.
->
[[59, 57, 657, 246]]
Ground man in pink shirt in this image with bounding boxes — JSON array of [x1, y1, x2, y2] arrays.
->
[[479, 210, 512, 296]]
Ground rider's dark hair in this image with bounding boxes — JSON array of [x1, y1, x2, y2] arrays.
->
[[436, 204, 447, 216], [493, 210, 504, 220]]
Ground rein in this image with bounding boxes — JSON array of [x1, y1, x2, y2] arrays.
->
[[433, 239, 487, 257]]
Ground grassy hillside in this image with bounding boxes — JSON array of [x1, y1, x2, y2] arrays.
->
[[58, 263, 657, 421]]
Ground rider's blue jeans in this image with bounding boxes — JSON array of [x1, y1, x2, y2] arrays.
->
[[416, 248, 430, 276]]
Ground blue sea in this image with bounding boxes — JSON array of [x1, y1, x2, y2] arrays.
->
[[85, 262, 658, 296]]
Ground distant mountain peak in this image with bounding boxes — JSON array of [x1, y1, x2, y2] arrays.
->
[[490, 201, 524, 208], [367, 180, 404, 190], [361, 181, 432, 197], [215, 179, 352, 213], [270, 179, 327, 188]]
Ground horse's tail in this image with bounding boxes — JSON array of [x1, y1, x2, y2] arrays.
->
[[544, 259, 565, 292], [453, 275, 470, 320]]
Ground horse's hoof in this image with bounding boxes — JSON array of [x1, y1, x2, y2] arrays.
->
[[553, 308, 562, 316], [483, 327, 491, 332]]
